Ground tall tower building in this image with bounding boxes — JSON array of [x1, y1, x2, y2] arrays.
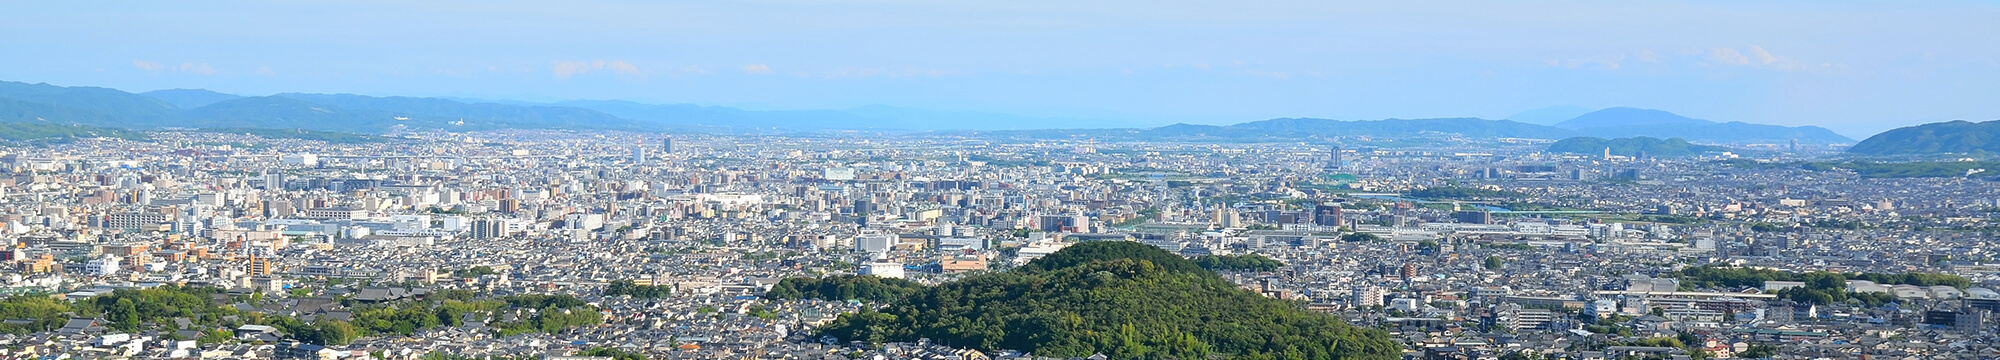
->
[[662, 136, 674, 154], [631, 139, 646, 163], [1328, 146, 1343, 170]]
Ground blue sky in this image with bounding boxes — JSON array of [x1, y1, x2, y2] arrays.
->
[[4, 1, 1997, 138]]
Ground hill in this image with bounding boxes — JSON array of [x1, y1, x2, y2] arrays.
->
[[0, 81, 182, 127], [1547, 137, 1732, 157], [809, 241, 1399, 359], [1848, 120, 2000, 155], [1553, 107, 1851, 144], [1505, 105, 1595, 125], [141, 89, 242, 109], [278, 93, 649, 131], [1554, 107, 1709, 130]]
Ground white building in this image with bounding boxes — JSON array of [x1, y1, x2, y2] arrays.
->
[[83, 256, 121, 276], [281, 153, 319, 167], [860, 262, 906, 279], [855, 234, 894, 254]]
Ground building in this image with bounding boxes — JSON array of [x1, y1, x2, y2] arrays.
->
[[281, 153, 319, 167], [248, 257, 274, 276], [1354, 286, 1386, 307], [1453, 211, 1491, 225], [305, 208, 366, 220], [662, 136, 674, 154], [108, 212, 172, 231], [1314, 204, 1343, 227], [82, 256, 121, 276], [469, 218, 510, 239], [860, 262, 906, 279], [856, 234, 894, 254], [1328, 146, 1343, 170]]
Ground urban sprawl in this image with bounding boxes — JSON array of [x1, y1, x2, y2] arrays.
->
[[0, 129, 1996, 360]]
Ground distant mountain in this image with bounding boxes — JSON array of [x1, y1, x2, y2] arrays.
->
[[0, 81, 182, 127], [1546, 136, 1732, 157], [981, 117, 1576, 141], [141, 89, 243, 109], [1554, 107, 1711, 130], [1552, 107, 1851, 144], [1506, 105, 1595, 125], [276, 93, 649, 131], [1229, 117, 1572, 138], [0, 80, 1877, 142], [184, 96, 426, 131], [552, 100, 1122, 131], [1848, 120, 2000, 155]]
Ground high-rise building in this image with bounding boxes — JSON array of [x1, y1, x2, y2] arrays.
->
[[631, 140, 646, 163], [1313, 204, 1343, 227], [262, 171, 284, 190], [1453, 210, 1492, 225], [470, 218, 510, 239], [1328, 146, 1343, 170], [1353, 286, 1385, 307], [247, 256, 273, 276], [662, 136, 674, 154]]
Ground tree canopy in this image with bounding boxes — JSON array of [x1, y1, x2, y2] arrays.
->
[[812, 241, 1400, 359]]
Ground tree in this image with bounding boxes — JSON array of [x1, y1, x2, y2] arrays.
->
[[199, 329, 233, 345], [1483, 256, 1504, 270], [1738, 344, 1778, 358], [108, 298, 141, 331]]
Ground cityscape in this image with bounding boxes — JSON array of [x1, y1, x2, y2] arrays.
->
[[3, 1, 2000, 360]]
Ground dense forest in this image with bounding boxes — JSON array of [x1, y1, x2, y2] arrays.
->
[[803, 241, 1400, 359], [0, 285, 601, 345], [761, 275, 926, 303], [1193, 254, 1284, 272], [602, 280, 677, 299], [1724, 159, 2000, 179], [1847, 120, 2000, 155]]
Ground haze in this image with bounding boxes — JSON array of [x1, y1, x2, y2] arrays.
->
[[5, 1, 1997, 137]]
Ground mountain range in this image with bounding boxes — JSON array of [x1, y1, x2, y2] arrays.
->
[[0, 80, 1856, 144], [976, 108, 1851, 144]]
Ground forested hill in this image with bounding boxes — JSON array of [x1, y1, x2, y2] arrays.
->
[[798, 241, 1401, 359], [1848, 120, 2000, 155]]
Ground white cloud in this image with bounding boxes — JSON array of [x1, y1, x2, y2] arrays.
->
[[741, 64, 773, 74], [552, 59, 646, 79], [255, 65, 277, 77], [552, 60, 591, 79], [1636, 50, 1662, 63], [133, 60, 163, 71], [1705, 45, 1832, 72], [607, 61, 640, 76], [1748, 45, 1781, 65], [178, 63, 216, 75], [1709, 48, 1751, 65], [1549, 55, 1623, 71]]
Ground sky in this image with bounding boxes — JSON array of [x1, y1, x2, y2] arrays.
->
[[3, 1, 1998, 138]]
